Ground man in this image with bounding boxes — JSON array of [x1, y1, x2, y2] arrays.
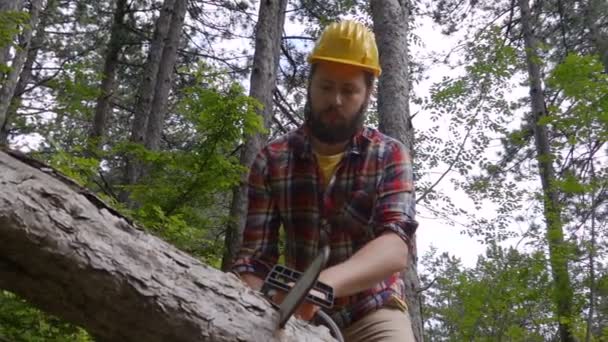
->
[[231, 20, 417, 341]]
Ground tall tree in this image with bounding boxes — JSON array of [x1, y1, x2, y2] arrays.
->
[[582, 0, 608, 72], [221, 0, 288, 270], [420, 245, 554, 341], [519, 0, 576, 339], [88, 0, 128, 151], [0, 0, 43, 145], [0, 0, 25, 71], [123, 0, 176, 190], [144, 0, 187, 152], [0, 0, 56, 145], [370, 0, 423, 340]]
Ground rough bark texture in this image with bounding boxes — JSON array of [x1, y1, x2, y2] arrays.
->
[[518, 0, 576, 341], [0, 0, 43, 138], [370, 1, 423, 341], [145, 0, 187, 152], [0, 0, 53, 145], [0, 149, 336, 342], [89, 0, 128, 150], [124, 0, 175, 191], [221, 0, 288, 271]]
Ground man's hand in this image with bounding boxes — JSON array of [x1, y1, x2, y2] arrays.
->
[[238, 273, 321, 321], [271, 283, 321, 321], [240, 272, 265, 291]]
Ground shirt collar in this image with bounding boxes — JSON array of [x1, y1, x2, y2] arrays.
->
[[291, 124, 371, 160]]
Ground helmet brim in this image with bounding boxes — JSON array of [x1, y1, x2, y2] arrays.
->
[[308, 55, 382, 77]]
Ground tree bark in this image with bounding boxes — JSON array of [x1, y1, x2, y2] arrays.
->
[[0, 1, 23, 12], [370, 1, 422, 341], [0, 0, 43, 144], [221, 0, 288, 271], [88, 0, 128, 151], [0, 0, 55, 145], [144, 0, 187, 152], [0, 0, 25, 71], [585, 162, 597, 342], [0, 149, 336, 342], [518, 0, 576, 341], [123, 0, 175, 193], [583, 0, 608, 73]]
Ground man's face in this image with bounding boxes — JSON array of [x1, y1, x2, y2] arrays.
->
[[306, 61, 371, 144]]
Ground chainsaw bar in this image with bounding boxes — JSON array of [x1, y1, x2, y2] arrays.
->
[[263, 245, 334, 328]]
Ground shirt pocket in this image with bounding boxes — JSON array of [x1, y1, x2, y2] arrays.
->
[[332, 190, 376, 242]]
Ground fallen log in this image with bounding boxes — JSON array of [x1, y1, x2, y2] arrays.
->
[[0, 150, 334, 341]]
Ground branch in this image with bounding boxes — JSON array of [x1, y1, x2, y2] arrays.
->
[[282, 35, 315, 41], [272, 115, 289, 134], [416, 277, 437, 293], [416, 124, 473, 204], [273, 89, 302, 126]]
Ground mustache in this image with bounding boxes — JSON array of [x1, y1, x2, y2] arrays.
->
[[320, 106, 345, 117]]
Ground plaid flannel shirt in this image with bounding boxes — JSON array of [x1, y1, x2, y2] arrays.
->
[[232, 125, 418, 328]]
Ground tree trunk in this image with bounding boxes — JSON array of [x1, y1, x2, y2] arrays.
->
[[0, 0, 55, 145], [518, 0, 576, 340], [585, 162, 597, 342], [0, 1, 24, 12], [123, 0, 175, 193], [144, 0, 187, 152], [370, 1, 422, 341], [221, 0, 288, 271], [88, 0, 128, 151], [0, 149, 336, 342], [0, 0, 25, 71], [583, 0, 608, 72], [0, 0, 43, 143]]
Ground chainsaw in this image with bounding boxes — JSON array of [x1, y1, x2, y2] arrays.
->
[[261, 245, 344, 342]]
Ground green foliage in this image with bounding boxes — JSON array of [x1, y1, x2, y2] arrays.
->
[[0, 10, 30, 73], [119, 65, 264, 263], [547, 53, 608, 142], [47, 61, 101, 119], [421, 245, 556, 341], [0, 291, 91, 342], [45, 149, 100, 187], [419, 25, 522, 243], [35, 61, 103, 152]]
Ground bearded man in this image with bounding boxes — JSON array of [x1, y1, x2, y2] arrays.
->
[[232, 20, 418, 342]]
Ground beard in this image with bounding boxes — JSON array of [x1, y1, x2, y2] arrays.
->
[[304, 97, 368, 145]]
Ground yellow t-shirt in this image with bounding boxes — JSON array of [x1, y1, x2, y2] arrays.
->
[[314, 151, 345, 185]]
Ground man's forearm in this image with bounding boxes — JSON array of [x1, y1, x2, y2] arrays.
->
[[318, 231, 409, 298]]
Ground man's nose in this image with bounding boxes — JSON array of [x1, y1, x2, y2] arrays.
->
[[331, 92, 343, 106]]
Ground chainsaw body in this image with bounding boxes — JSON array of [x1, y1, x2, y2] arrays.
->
[[261, 257, 344, 341], [262, 264, 335, 310]]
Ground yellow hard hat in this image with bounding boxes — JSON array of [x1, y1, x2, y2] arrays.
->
[[308, 20, 381, 76]]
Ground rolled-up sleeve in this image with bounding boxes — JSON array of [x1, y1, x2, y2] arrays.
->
[[231, 149, 280, 278], [373, 141, 418, 252]]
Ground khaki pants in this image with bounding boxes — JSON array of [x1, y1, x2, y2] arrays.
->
[[341, 308, 416, 342]]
